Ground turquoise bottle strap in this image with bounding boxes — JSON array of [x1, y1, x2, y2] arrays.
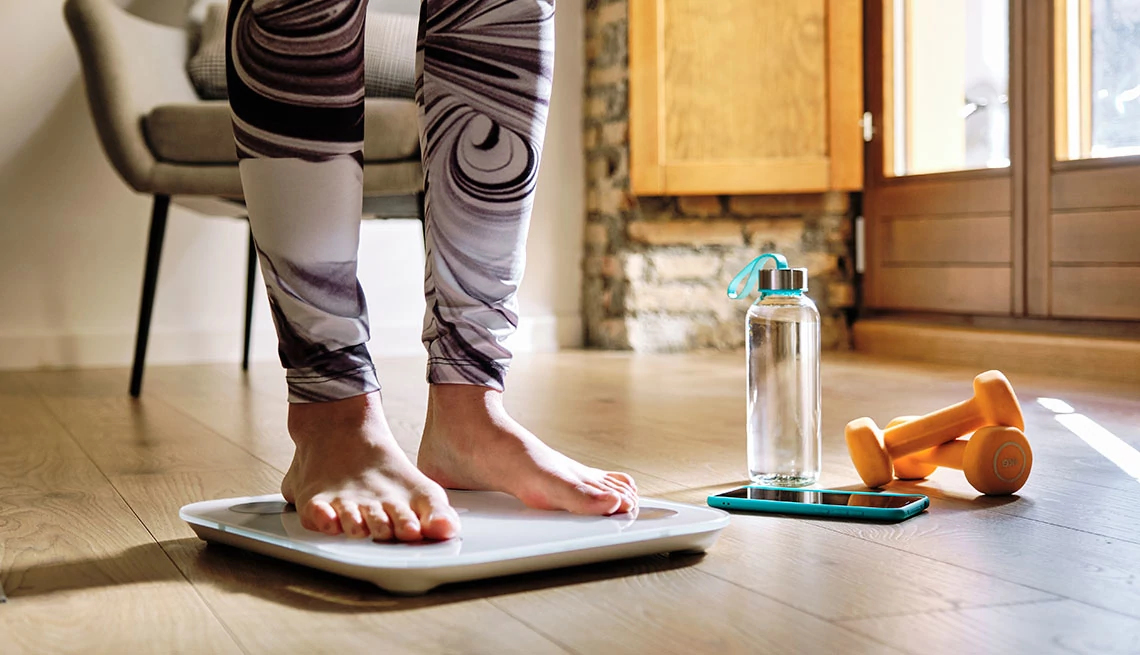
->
[[727, 253, 801, 300]]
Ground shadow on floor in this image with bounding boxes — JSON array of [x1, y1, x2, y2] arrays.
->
[[2, 536, 707, 613]]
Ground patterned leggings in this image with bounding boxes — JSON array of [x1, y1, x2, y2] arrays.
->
[[226, 0, 554, 402]]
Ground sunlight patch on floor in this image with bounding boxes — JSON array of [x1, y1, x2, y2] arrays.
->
[[1038, 397, 1140, 484]]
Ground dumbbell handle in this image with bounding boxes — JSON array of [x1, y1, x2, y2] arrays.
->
[[883, 398, 981, 459], [901, 439, 968, 470]]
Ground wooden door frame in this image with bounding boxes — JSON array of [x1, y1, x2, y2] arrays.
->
[[1024, 0, 1050, 316]]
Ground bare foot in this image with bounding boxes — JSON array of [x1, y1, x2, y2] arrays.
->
[[281, 392, 460, 541], [418, 384, 638, 515]]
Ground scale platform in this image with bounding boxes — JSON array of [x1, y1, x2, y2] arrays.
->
[[181, 491, 730, 594]]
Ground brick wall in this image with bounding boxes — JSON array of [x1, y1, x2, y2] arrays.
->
[[582, 0, 856, 351]]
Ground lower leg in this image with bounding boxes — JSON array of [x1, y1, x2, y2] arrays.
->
[[413, 0, 637, 514], [228, 0, 457, 540]]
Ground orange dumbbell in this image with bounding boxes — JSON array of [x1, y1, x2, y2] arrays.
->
[[846, 370, 1024, 489], [886, 416, 940, 480], [887, 416, 1033, 495]]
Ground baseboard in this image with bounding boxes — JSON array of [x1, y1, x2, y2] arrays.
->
[[854, 319, 1140, 383], [0, 327, 298, 370], [0, 313, 583, 370], [510, 313, 585, 352]]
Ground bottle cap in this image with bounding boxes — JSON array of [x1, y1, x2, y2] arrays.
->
[[757, 267, 808, 292], [727, 253, 808, 299]]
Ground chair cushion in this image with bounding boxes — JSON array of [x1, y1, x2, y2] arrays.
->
[[145, 100, 421, 164], [186, 3, 416, 101]]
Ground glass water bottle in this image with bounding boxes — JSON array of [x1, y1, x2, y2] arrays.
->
[[729, 254, 821, 487]]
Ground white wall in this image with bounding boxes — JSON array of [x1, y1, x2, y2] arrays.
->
[[0, 0, 583, 370]]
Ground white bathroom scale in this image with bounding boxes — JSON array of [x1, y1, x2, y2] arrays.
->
[[180, 491, 730, 594]]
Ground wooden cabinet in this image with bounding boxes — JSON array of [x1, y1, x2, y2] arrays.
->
[[629, 0, 864, 195]]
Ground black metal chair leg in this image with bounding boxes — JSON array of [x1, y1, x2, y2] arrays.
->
[[242, 225, 257, 371], [129, 195, 170, 397]]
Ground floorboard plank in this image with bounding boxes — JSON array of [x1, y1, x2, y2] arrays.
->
[[815, 505, 1140, 619], [0, 375, 243, 654], [145, 365, 296, 472], [488, 561, 904, 654], [25, 369, 270, 477], [678, 508, 1053, 620], [838, 599, 1140, 655]]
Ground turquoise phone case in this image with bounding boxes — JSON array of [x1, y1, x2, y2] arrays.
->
[[707, 485, 929, 521]]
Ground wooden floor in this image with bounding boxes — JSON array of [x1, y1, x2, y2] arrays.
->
[[2, 352, 1139, 654]]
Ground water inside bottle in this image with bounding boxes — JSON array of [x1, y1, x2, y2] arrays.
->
[[747, 309, 820, 486]]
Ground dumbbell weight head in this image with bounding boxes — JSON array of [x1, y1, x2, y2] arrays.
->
[[972, 370, 1025, 430], [845, 417, 893, 488], [963, 426, 1033, 495], [886, 416, 938, 480]]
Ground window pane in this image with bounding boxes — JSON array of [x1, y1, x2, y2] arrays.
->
[[888, 0, 1010, 176], [1058, 0, 1140, 160]]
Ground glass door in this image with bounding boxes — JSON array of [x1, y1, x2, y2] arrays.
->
[[1054, 0, 1140, 162], [889, 0, 1011, 175], [1026, 0, 1140, 319], [864, 0, 1019, 315]]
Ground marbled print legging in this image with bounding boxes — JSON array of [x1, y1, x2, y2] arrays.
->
[[226, 0, 554, 402]]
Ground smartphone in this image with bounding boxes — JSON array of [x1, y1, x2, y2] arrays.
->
[[708, 485, 929, 521]]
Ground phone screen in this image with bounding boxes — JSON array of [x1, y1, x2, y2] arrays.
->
[[716, 487, 921, 509]]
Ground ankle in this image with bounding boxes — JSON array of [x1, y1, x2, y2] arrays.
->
[[429, 384, 503, 417], [288, 392, 383, 443]]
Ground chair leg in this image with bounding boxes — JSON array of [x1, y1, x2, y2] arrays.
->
[[242, 225, 257, 371], [129, 195, 170, 398]]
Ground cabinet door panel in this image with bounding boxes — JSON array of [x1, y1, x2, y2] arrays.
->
[[662, 0, 827, 163], [629, 0, 863, 195]]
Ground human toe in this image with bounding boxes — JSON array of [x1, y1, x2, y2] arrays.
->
[[610, 471, 638, 494], [385, 502, 424, 541], [413, 495, 460, 541], [331, 499, 369, 538], [602, 472, 637, 497], [562, 481, 623, 515], [598, 481, 637, 514], [614, 488, 638, 513], [304, 499, 342, 535], [360, 502, 393, 541]]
